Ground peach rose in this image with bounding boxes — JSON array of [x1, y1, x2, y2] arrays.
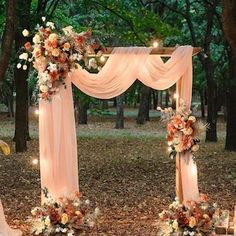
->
[[189, 216, 197, 228], [52, 48, 60, 57], [63, 42, 71, 51]]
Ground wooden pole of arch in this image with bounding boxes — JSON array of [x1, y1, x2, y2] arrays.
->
[[102, 47, 201, 57]]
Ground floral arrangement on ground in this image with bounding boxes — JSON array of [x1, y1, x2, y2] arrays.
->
[[158, 99, 208, 161], [30, 188, 100, 236], [19, 17, 103, 101], [159, 194, 217, 236]]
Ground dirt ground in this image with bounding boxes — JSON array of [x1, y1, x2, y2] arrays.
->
[[0, 113, 235, 235]]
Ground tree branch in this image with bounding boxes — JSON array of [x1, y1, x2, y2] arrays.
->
[[92, 0, 146, 45]]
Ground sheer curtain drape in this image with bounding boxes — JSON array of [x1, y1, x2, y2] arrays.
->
[[39, 46, 199, 203], [0, 201, 22, 236]]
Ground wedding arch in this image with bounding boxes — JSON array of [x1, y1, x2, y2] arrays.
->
[[39, 45, 200, 204]]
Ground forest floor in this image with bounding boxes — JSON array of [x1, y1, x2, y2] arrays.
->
[[0, 112, 236, 235]]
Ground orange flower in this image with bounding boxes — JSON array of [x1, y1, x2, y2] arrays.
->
[[181, 135, 193, 150], [76, 36, 85, 45], [172, 115, 184, 129], [49, 71, 58, 81], [63, 42, 71, 51], [24, 42, 31, 50]]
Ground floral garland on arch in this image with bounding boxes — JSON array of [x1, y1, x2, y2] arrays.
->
[[157, 99, 208, 161], [18, 17, 103, 101]]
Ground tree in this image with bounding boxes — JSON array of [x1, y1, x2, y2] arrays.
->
[[137, 84, 151, 124], [115, 94, 124, 129], [0, 0, 16, 83], [222, 0, 236, 151], [14, 0, 32, 152]]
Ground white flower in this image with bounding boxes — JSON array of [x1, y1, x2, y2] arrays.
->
[[22, 29, 29, 37], [73, 202, 79, 207], [191, 144, 199, 152], [62, 26, 73, 35], [32, 219, 45, 235], [88, 58, 97, 69], [28, 58, 33, 62], [23, 65, 27, 70], [172, 219, 178, 230], [61, 228, 67, 233], [40, 85, 49, 93], [67, 231, 74, 236], [17, 63, 22, 69], [42, 16, 46, 22], [46, 21, 55, 29], [189, 116, 196, 122], [19, 52, 28, 60], [94, 207, 100, 216], [44, 216, 51, 226], [47, 63, 57, 72], [33, 34, 41, 44]]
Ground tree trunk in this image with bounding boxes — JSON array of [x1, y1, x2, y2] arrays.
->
[[152, 90, 158, 109], [137, 85, 151, 124], [225, 56, 236, 150], [0, 0, 16, 82], [200, 90, 205, 118], [77, 98, 89, 125], [205, 58, 218, 142], [222, 0, 236, 150], [165, 90, 169, 106], [14, 0, 31, 152], [102, 100, 108, 110], [115, 94, 124, 129]]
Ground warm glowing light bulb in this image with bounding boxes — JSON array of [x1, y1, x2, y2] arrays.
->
[[100, 55, 106, 62], [35, 109, 39, 115], [153, 41, 159, 48], [173, 93, 179, 99], [32, 158, 39, 165]]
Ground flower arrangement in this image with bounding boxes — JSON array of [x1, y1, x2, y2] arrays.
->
[[158, 99, 207, 160], [30, 188, 99, 236], [18, 17, 103, 101], [159, 195, 217, 236]]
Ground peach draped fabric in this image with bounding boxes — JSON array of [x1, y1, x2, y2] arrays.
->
[[0, 201, 22, 236], [39, 46, 199, 203]]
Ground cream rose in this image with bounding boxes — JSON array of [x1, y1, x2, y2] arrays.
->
[[22, 29, 29, 37], [44, 216, 51, 226], [19, 52, 28, 60], [33, 34, 41, 44], [40, 85, 49, 93], [175, 144, 183, 153], [61, 213, 69, 225], [191, 144, 199, 152], [48, 33, 58, 41], [172, 219, 179, 230], [188, 116, 196, 123], [183, 127, 193, 135]]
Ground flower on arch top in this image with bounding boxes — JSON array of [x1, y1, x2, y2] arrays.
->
[[18, 19, 104, 101]]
